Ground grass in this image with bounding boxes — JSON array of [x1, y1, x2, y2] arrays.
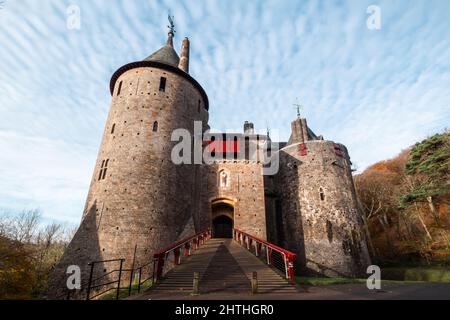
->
[[296, 266, 450, 286], [98, 281, 153, 300], [382, 267, 450, 283], [296, 277, 367, 286]]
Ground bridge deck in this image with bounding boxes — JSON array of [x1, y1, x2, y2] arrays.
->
[[142, 238, 298, 297]]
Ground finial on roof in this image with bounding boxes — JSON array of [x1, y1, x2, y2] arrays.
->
[[166, 14, 176, 47], [293, 98, 303, 118]]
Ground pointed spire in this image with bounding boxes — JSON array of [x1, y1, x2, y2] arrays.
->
[[166, 32, 174, 47], [143, 14, 180, 67]]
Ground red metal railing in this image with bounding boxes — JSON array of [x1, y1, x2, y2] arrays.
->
[[233, 229, 297, 285], [152, 229, 211, 282]]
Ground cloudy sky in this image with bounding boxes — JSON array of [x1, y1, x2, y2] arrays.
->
[[0, 0, 449, 225]]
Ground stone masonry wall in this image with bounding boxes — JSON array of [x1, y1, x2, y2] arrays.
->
[[205, 161, 267, 240]]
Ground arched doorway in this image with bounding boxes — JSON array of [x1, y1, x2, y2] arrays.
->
[[212, 215, 233, 238], [211, 201, 234, 238]]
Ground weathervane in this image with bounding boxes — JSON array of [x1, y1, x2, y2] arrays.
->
[[293, 98, 303, 117], [167, 14, 176, 36]]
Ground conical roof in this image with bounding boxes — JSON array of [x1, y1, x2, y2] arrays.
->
[[143, 33, 180, 67]]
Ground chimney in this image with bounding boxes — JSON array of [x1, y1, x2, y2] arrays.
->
[[244, 121, 255, 135], [178, 37, 190, 73]]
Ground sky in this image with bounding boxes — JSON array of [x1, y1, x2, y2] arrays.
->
[[0, 0, 449, 225]]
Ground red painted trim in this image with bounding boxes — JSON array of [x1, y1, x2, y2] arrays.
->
[[153, 229, 210, 258], [299, 143, 308, 156], [233, 228, 297, 260]]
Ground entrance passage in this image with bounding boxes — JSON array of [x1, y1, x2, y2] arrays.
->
[[211, 201, 234, 238], [212, 215, 233, 238]]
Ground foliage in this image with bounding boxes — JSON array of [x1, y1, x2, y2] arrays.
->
[[0, 210, 75, 300], [401, 132, 450, 206], [355, 130, 450, 265]]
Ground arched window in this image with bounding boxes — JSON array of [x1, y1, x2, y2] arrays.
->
[[319, 187, 325, 201], [153, 121, 158, 132]]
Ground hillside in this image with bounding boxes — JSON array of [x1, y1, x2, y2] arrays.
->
[[355, 131, 450, 266]]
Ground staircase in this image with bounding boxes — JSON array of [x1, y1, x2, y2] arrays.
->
[[148, 238, 298, 295]]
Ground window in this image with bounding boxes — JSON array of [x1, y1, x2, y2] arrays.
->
[[98, 159, 109, 181], [111, 124, 116, 134], [319, 187, 325, 201], [198, 100, 201, 113], [326, 220, 333, 243], [159, 77, 166, 92], [117, 81, 123, 96], [153, 121, 158, 132]]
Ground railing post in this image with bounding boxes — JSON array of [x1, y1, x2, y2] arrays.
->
[[86, 262, 95, 301], [283, 253, 289, 279], [193, 272, 200, 296], [128, 268, 134, 297], [251, 272, 258, 295], [152, 259, 156, 285], [137, 267, 143, 293], [116, 259, 124, 300], [287, 255, 296, 285], [184, 243, 190, 257], [174, 247, 181, 265], [155, 255, 165, 282], [266, 247, 273, 265]]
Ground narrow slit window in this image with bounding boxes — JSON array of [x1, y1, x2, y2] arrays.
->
[[159, 77, 167, 92], [98, 160, 105, 181], [153, 121, 158, 132], [98, 159, 109, 181], [320, 188, 325, 201], [111, 124, 116, 134], [117, 81, 123, 96], [198, 100, 201, 113]]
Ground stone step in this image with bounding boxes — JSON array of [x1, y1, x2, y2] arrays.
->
[[146, 238, 298, 296]]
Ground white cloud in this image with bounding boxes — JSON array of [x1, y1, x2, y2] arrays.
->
[[0, 0, 449, 223]]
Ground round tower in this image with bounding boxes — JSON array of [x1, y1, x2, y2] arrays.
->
[[275, 117, 371, 277], [49, 29, 209, 297]]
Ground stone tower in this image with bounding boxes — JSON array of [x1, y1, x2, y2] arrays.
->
[[48, 28, 209, 297], [273, 115, 371, 277]]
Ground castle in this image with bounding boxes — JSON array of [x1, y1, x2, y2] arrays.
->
[[49, 26, 370, 297]]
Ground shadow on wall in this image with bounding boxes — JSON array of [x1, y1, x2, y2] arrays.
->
[[47, 200, 104, 299], [273, 152, 308, 276]]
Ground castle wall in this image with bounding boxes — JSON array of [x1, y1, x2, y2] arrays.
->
[[49, 65, 209, 296], [275, 140, 371, 277]]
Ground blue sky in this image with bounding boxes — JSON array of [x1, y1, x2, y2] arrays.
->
[[0, 0, 449, 225]]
